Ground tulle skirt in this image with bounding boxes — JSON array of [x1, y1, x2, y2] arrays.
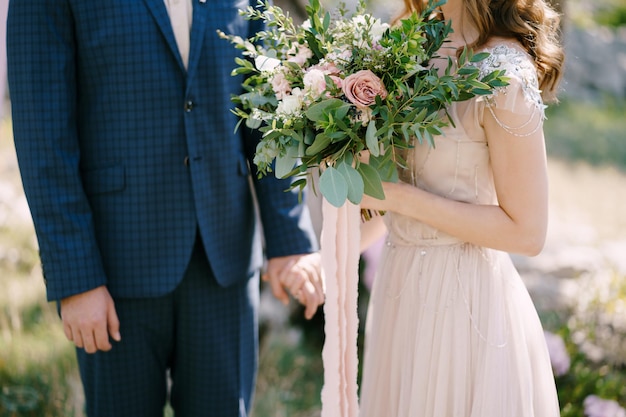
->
[[359, 238, 560, 417]]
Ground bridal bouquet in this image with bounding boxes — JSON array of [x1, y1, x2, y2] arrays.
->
[[219, 0, 507, 209]]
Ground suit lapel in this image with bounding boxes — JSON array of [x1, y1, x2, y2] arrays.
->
[[142, 0, 186, 72], [186, 2, 210, 88]]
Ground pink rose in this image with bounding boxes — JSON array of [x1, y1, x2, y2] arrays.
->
[[287, 45, 313, 66], [342, 70, 387, 108], [271, 70, 292, 100]]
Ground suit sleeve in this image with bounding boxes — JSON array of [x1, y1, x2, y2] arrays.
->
[[7, 0, 107, 301], [243, 124, 319, 259]]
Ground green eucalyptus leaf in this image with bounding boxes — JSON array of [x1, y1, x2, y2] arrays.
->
[[357, 163, 385, 200], [365, 120, 380, 157], [468, 79, 491, 90], [472, 88, 495, 96], [305, 133, 332, 156], [245, 117, 262, 129], [319, 166, 349, 207], [305, 99, 346, 122], [369, 154, 399, 183], [275, 144, 300, 178], [323, 11, 331, 31], [334, 103, 352, 121], [470, 52, 491, 62], [336, 161, 365, 204], [458, 67, 478, 76]]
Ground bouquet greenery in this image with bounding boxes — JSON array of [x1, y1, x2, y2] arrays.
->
[[219, 0, 508, 209]]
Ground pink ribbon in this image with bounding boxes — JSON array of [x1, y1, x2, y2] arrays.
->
[[320, 199, 360, 417]]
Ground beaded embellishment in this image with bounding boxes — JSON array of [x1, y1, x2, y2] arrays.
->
[[477, 44, 547, 137]]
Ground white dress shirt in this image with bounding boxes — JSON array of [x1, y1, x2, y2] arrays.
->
[[164, 0, 193, 69]]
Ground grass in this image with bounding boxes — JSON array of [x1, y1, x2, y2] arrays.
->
[[1, 94, 626, 416], [253, 325, 324, 417]]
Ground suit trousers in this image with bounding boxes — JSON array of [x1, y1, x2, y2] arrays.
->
[[75, 236, 259, 417]]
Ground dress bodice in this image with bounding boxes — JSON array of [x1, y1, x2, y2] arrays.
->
[[386, 42, 546, 247]]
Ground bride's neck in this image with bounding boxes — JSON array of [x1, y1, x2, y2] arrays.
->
[[439, 0, 480, 50]]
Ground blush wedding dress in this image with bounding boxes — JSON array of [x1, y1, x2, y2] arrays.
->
[[358, 41, 561, 417]]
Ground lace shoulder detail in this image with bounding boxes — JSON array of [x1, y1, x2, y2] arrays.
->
[[479, 44, 544, 110], [475, 44, 546, 137]]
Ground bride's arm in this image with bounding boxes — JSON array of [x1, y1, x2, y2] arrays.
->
[[360, 214, 387, 253], [361, 106, 548, 257]]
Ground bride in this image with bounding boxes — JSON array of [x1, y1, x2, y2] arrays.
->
[[358, 0, 564, 414]]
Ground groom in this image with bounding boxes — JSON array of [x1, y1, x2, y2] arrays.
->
[[7, 0, 323, 416]]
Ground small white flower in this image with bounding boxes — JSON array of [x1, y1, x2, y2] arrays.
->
[[355, 107, 373, 126], [253, 140, 280, 167], [369, 19, 390, 42], [327, 49, 352, 66], [350, 14, 389, 47]]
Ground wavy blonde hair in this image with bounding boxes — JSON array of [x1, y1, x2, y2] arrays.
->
[[394, 0, 564, 101]]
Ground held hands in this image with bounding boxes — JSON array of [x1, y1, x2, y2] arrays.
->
[[264, 252, 324, 319], [60, 285, 121, 354]]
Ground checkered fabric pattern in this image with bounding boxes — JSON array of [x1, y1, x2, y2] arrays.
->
[[75, 239, 259, 417], [7, 0, 318, 301]]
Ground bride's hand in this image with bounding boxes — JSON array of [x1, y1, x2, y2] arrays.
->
[[361, 193, 387, 212], [361, 181, 399, 213], [264, 253, 324, 319]]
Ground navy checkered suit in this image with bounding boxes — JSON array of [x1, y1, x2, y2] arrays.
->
[[7, 0, 318, 415], [7, 0, 317, 298]]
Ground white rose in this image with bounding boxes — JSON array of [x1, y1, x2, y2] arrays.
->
[[277, 88, 304, 115], [303, 68, 327, 99], [370, 20, 390, 42]]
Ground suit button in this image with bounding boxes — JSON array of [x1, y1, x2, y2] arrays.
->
[[184, 100, 194, 112], [184, 156, 189, 166]]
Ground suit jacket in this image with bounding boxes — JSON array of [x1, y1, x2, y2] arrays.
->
[[7, 0, 318, 301]]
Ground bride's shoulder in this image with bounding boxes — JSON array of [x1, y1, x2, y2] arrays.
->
[[474, 38, 544, 112], [476, 39, 536, 78]]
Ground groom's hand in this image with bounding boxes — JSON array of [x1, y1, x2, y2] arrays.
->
[[60, 285, 121, 353], [265, 253, 324, 319]]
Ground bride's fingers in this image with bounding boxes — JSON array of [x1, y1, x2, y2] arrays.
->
[[305, 262, 324, 304], [298, 281, 318, 319], [295, 254, 324, 305], [280, 264, 307, 295]]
